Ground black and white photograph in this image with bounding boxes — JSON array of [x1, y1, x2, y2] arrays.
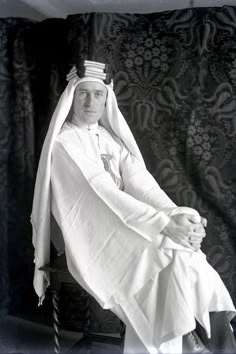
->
[[0, 1, 236, 353]]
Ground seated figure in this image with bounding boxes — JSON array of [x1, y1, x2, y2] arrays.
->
[[31, 60, 236, 353]]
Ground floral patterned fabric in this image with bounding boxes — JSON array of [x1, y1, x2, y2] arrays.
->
[[0, 18, 37, 319], [0, 8, 235, 330]]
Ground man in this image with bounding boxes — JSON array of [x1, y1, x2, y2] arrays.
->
[[31, 60, 236, 353]]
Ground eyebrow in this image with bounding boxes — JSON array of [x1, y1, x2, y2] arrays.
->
[[78, 88, 105, 93]]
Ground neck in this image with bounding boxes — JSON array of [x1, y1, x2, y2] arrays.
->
[[71, 114, 98, 131]]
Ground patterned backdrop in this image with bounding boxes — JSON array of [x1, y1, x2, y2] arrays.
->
[[0, 7, 235, 330]]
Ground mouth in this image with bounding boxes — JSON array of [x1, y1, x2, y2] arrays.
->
[[84, 110, 96, 113]]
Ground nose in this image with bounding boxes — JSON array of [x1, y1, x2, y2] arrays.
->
[[85, 93, 94, 107]]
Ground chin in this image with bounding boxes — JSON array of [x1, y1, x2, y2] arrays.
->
[[85, 116, 101, 124], [87, 118, 100, 124]]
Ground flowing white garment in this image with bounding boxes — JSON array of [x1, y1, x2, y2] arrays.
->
[[50, 122, 235, 353]]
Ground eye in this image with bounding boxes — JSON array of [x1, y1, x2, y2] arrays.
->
[[95, 92, 104, 97], [78, 91, 86, 97]]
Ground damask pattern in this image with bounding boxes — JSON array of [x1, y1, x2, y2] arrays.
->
[[0, 18, 38, 320], [0, 18, 14, 316], [0, 8, 236, 329], [67, 10, 236, 306]]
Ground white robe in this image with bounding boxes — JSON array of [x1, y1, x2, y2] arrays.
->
[[50, 122, 235, 354]]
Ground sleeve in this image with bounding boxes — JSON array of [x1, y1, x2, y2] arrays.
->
[[52, 136, 171, 243], [119, 146, 201, 221], [120, 145, 177, 212]]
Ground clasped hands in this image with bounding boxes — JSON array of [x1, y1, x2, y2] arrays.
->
[[162, 213, 207, 251]]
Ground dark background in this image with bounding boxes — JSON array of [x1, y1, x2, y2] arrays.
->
[[0, 7, 236, 332]]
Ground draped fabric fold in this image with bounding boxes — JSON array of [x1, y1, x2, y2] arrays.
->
[[49, 119, 235, 352], [30, 67, 235, 352]]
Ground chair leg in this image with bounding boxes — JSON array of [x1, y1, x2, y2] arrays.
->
[[120, 320, 126, 352], [84, 294, 91, 354], [52, 290, 61, 353]]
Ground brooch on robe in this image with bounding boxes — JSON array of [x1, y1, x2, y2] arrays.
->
[[100, 154, 122, 189]]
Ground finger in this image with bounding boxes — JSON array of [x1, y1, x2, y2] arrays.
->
[[188, 223, 206, 234], [193, 229, 205, 237], [189, 239, 202, 246], [172, 236, 194, 249], [192, 244, 201, 252], [201, 217, 207, 227], [189, 238, 202, 250], [188, 235, 203, 243], [172, 214, 192, 227], [181, 240, 195, 250], [186, 213, 201, 224], [192, 224, 205, 233], [188, 232, 206, 241], [189, 236, 204, 244], [190, 230, 206, 236], [178, 236, 196, 250]]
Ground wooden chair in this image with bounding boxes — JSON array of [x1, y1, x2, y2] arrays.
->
[[40, 252, 125, 353]]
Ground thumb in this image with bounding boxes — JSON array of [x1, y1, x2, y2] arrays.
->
[[185, 213, 201, 224]]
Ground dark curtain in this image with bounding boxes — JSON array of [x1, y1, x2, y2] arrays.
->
[[0, 7, 236, 327]]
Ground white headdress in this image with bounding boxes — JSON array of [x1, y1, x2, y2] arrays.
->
[[31, 60, 144, 303]]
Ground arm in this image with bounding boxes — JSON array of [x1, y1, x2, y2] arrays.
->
[[120, 147, 207, 250], [53, 135, 171, 244], [120, 147, 176, 212]]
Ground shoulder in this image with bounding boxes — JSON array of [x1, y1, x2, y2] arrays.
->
[[56, 122, 75, 143], [54, 122, 84, 152], [98, 125, 125, 148]]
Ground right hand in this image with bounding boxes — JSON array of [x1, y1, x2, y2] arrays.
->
[[162, 213, 206, 251]]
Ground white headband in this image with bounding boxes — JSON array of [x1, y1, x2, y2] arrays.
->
[[66, 60, 113, 88]]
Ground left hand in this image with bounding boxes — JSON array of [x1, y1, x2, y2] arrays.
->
[[185, 214, 207, 251]]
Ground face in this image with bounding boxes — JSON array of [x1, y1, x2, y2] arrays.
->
[[73, 81, 107, 126]]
